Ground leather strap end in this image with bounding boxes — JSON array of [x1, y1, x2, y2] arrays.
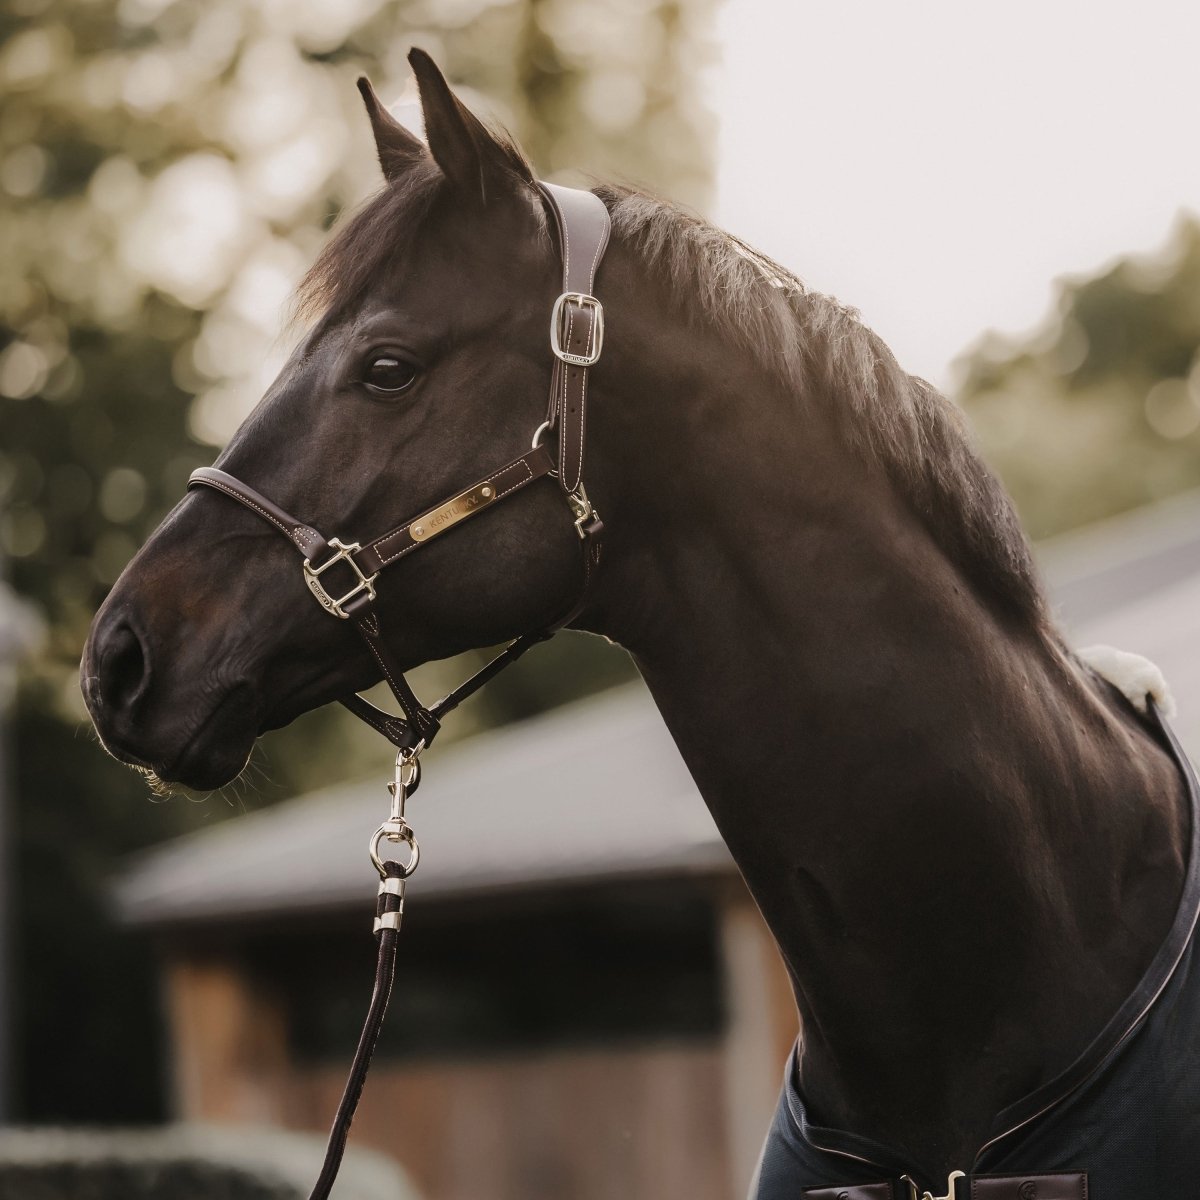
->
[[804, 1184, 900, 1200], [965, 1173, 1087, 1200]]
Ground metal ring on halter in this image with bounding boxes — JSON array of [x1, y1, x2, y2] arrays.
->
[[370, 822, 420, 880], [531, 420, 551, 450]]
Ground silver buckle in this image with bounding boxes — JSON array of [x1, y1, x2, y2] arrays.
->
[[902, 1171, 965, 1200], [550, 292, 604, 366], [303, 538, 378, 619]]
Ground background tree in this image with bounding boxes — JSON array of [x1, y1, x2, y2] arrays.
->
[[956, 217, 1200, 539], [0, 0, 715, 1121]]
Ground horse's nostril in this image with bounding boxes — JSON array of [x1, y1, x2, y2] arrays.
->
[[98, 620, 151, 714]]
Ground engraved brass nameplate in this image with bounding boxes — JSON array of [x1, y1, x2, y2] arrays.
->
[[410, 481, 497, 543]]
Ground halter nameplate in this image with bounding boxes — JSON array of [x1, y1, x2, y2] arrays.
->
[[410, 480, 499, 542]]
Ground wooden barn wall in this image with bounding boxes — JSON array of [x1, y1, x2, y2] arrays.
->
[[288, 1045, 729, 1200], [161, 883, 798, 1200]]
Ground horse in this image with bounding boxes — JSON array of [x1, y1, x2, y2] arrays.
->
[[82, 49, 1199, 1200]]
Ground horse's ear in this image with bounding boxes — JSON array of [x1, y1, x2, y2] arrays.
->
[[356, 76, 428, 182], [407, 47, 535, 202]]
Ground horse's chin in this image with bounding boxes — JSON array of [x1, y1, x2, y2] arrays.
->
[[89, 679, 260, 793], [100, 724, 254, 793], [146, 675, 359, 789], [154, 736, 254, 792]]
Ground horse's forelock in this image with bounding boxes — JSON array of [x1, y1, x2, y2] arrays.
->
[[292, 125, 545, 332]]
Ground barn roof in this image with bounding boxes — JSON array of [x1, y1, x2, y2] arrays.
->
[[1039, 487, 1200, 630], [1039, 487, 1200, 753], [114, 684, 729, 928], [115, 489, 1200, 928]]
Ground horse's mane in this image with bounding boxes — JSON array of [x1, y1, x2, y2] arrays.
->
[[594, 183, 1048, 626], [294, 164, 1047, 625]]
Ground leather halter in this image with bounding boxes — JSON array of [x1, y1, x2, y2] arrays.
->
[[187, 182, 610, 755]]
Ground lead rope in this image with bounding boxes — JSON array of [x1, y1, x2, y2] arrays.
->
[[302, 501, 600, 1197], [308, 750, 421, 1200]]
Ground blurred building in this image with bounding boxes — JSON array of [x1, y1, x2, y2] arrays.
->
[[1038, 486, 1200, 754], [115, 686, 798, 1200]]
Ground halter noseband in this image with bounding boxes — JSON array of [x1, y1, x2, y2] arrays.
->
[[186, 182, 611, 757]]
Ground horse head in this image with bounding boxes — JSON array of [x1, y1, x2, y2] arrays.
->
[[81, 51, 611, 789]]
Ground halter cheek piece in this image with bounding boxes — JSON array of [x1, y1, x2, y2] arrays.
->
[[185, 183, 610, 1200]]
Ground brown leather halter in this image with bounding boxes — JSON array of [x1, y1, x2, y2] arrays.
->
[[187, 182, 611, 1199], [190, 181, 609, 757]]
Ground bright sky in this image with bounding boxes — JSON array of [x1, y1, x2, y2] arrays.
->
[[712, 0, 1200, 390]]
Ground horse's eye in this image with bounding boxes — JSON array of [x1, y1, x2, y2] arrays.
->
[[364, 355, 418, 395]]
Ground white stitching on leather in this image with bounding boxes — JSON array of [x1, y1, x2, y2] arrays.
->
[[556, 190, 571, 283], [372, 460, 537, 568], [558, 305, 576, 484], [488, 459, 536, 501], [362, 624, 409, 706], [352, 704, 390, 737], [196, 478, 295, 543], [575, 346, 588, 486]]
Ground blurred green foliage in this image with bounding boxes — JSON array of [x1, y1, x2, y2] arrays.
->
[[0, 0, 712, 731], [0, 0, 712, 1120], [956, 218, 1200, 539]]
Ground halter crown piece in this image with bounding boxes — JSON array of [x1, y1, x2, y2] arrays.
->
[[186, 182, 611, 1200]]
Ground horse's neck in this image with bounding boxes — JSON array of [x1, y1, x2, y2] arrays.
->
[[587, 352, 1188, 1174]]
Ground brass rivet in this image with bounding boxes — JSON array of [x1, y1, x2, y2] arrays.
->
[[412, 525, 424, 537], [481, 486, 494, 499]]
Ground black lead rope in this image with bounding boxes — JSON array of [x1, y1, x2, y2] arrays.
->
[[308, 859, 407, 1200]]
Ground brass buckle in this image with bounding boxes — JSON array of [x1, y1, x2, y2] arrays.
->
[[902, 1171, 965, 1200], [550, 292, 604, 366], [303, 538, 378, 619]]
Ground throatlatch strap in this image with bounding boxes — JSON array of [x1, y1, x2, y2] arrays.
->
[[343, 606, 439, 749]]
